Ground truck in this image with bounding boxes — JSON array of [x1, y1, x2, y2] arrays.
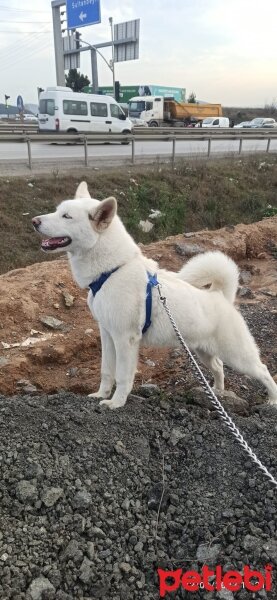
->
[[128, 95, 223, 127]]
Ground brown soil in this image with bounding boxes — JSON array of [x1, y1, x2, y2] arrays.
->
[[0, 217, 276, 397]]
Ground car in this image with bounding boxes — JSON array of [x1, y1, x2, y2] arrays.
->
[[249, 117, 277, 128], [23, 114, 39, 123], [234, 121, 251, 128], [262, 120, 277, 128]]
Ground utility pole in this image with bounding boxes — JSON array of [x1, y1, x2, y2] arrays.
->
[[109, 16, 115, 98], [52, 0, 66, 85], [91, 48, 99, 92]]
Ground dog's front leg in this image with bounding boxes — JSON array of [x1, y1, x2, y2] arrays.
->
[[100, 334, 140, 409], [88, 326, 115, 399]]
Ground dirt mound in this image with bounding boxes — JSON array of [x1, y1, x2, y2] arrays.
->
[[0, 217, 276, 397]]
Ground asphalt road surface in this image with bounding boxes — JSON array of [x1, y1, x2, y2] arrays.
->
[[0, 137, 276, 172]]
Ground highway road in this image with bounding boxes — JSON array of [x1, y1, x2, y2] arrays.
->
[[0, 137, 276, 167]]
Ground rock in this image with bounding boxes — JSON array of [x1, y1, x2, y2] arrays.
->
[[16, 480, 38, 504], [0, 553, 8, 562], [148, 483, 169, 511], [17, 378, 35, 388], [27, 576, 55, 600], [119, 562, 131, 574], [261, 289, 276, 298], [145, 359, 156, 367], [239, 270, 252, 285], [137, 384, 160, 397], [79, 557, 93, 584], [196, 543, 221, 565], [238, 286, 255, 299], [263, 539, 277, 562], [217, 590, 234, 600], [0, 357, 9, 367], [122, 498, 130, 510], [132, 436, 150, 462], [134, 541, 144, 552], [40, 316, 65, 330], [86, 542, 95, 560], [16, 379, 37, 394], [62, 291, 75, 308], [243, 534, 263, 552], [25, 462, 44, 480], [170, 426, 186, 446], [72, 489, 92, 509], [67, 367, 78, 377], [41, 487, 64, 507], [91, 526, 106, 539], [190, 386, 249, 416], [175, 243, 204, 257], [62, 540, 81, 561], [183, 232, 195, 238]]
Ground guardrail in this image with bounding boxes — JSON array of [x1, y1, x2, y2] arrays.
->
[[0, 122, 38, 133], [0, 130, 276, 169]]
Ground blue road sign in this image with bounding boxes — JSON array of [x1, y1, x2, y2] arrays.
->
[[17, 95, 24, 112], [66, 0, 101, 30]]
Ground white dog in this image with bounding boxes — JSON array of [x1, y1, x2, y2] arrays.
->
[[32, 181, 277, 409]]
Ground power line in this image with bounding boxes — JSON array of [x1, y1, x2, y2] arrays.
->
[[0, 19, 51, 23], [0, 30, 51, 33], [0, 5, 49, 12], [2, 31, 51, 61], [1, 39, 51, 73]]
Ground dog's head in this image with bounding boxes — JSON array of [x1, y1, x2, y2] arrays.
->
[[32, 182, 117, 254]]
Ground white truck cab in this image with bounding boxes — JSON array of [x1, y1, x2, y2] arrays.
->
[[128, 96, 164, 127], [38, 86, 133, 134]]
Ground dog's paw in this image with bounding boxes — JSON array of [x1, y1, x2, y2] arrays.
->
[[88, 390, 110, 399], [267, 397, 277, 407], [100, 398, 126, 410]]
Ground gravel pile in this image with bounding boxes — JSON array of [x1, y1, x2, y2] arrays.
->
[[0, 383, 276, 599]]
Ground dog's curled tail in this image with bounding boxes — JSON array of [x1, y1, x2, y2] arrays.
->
[[179, 250, 239, 303]]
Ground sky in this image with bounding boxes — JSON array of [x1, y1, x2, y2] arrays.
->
[[0, 0, 277, 107]]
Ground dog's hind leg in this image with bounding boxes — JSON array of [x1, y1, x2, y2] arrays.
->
[[241, 359, 277, 405], [100, 334, 140, 409], [88, 326, 115, 400], [196, 350, 225, 392], [221, 337, 277, 404]]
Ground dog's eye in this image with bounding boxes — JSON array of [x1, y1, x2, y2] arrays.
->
[[62, 213, 72, 219]]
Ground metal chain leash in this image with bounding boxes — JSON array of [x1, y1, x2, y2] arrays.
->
[[156, 283, 277, 489]]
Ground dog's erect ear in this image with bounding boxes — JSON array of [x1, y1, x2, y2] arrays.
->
[[89, 197, 117, 232], [75, 181, 91, 199]]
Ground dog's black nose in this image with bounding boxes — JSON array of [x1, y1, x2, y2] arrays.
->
[[32, 217, 41, 229]]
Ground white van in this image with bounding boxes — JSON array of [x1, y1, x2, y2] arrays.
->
[[38, 86, 133, 135], [201, 117, 229, 128]]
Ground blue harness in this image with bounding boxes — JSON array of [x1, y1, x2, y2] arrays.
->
[[88, 268, 158, 334]]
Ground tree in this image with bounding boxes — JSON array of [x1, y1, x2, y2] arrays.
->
[[188, 91, 196, 103], [65, 69, 90, 92]]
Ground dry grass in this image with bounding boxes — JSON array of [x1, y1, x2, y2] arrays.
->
[[0, 155, 277, 274]]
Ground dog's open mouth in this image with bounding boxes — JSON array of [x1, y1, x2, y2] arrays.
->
[[41, 237, 72, 251]]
